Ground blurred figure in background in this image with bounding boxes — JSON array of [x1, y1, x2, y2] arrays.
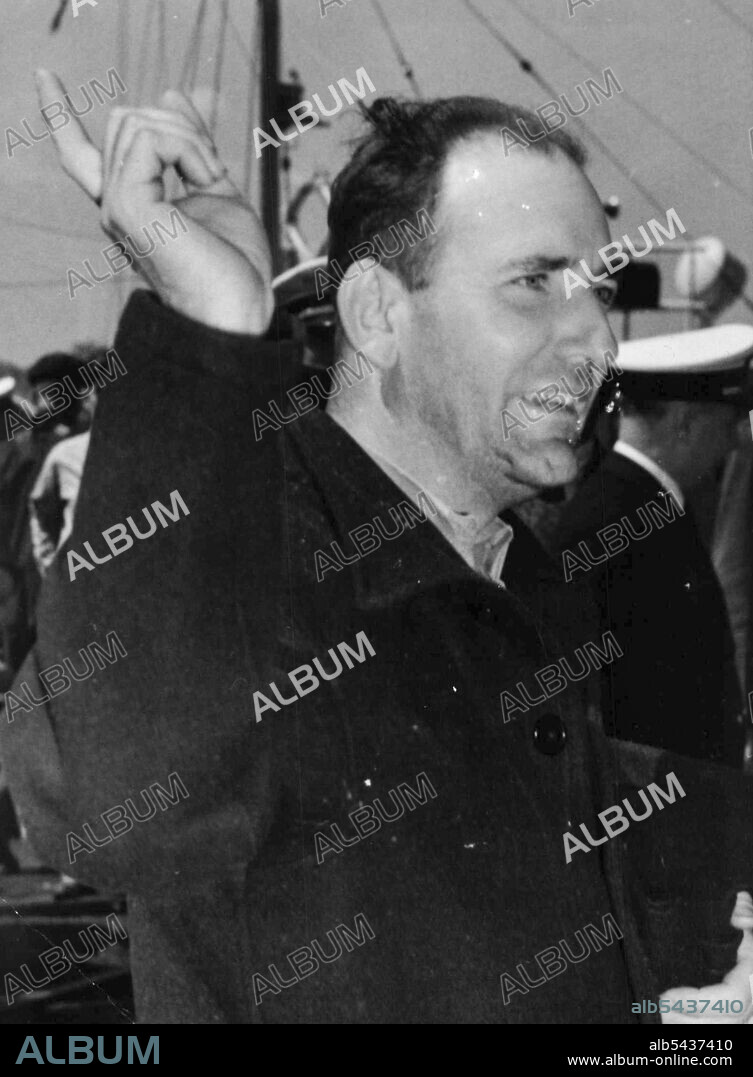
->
[[0, 375, 20, 478], [0, 375, 22, 873], [0, 352, 96, 676], [30, 428, 92, 576], [26, 344, 103, 574], [690, 442, 753, 772], [0, 350, 98, 879], [551, 340, 749, 768]]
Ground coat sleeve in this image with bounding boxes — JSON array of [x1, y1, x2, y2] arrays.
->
[[0, 290, 303, 893]]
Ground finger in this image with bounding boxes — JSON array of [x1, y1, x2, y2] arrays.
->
[[160, 90, 214, 141], [35, 69, 103, 201], [100, 108, 213, 183], [107, 115, 223, 185], [160, 91, 239, 193], [104, 127, 221, 229], [109, 107, 210, 138], [106, 120, 223, 204], [101, 109, 203, 190]]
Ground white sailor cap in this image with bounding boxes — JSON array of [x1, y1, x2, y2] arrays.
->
[[616, 324, 753, 403]]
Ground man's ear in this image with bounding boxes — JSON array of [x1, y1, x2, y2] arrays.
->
[[335, 259, 408, 371]]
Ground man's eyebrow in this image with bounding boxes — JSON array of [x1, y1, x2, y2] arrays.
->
[[499, 255, 572, 274]]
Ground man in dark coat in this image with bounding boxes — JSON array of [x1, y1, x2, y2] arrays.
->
[[0, 75, 751, 1025], [551, 329, 751, 768]]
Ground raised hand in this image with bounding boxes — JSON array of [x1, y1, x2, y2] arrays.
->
[[36, 70, 274, 334]]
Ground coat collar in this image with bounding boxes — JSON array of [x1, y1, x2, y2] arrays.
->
[[290, 410, 497, 607], [612, 440, 685, 509], [601, 447, 679, 505]]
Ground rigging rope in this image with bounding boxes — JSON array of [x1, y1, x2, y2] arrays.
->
[[706, 0, 753, 36], [0, 215, 94, 240], [227, 10, 259, 76], [0, 280, 69, 288], [241, 4, 261, 198], [155, 0, 168, 99], [209, 0, 231, 134], [179, 0, 209, 95], [117, 0, 129, 96], [463, 0, 753, 311], [50, 0, 67, 33], [134, 1, 158, 107], [462, 0, 674, 218], [504, 0, 751, 204], [370, 0, 423, 98]]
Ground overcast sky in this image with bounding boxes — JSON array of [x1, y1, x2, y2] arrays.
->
[[1, 0, 751, 366]]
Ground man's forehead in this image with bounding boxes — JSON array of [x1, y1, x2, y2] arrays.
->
[[437, 133, 608, 249]]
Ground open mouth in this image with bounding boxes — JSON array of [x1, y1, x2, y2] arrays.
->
[[528, 400, 588, 441], [501, 382, 598, 450]]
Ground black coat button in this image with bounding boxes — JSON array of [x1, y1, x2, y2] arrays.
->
[[533, 713, 567, 755]]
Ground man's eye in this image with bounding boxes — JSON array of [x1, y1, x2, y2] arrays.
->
[[595, 285, 617, 309], [515, 273, 548, 290]]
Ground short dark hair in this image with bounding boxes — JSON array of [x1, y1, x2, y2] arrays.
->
[[327, 95, 587, 293], [27, 352, 85, 386]]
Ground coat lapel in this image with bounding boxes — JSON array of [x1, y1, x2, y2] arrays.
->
[[290, 409, 485, 607]]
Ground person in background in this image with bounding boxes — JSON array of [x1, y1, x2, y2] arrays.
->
[[25, 344, 105, 573], [551, 335, 750, 768], [0, 352, 94, 671], [693, 443, 753, 772], [0, 354, 97, 884], [29, 429, 92, 575]]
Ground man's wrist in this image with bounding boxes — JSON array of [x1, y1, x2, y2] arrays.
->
[[144, 246, 273, 336]]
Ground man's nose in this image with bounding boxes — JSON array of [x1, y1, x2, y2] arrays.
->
[[561, 291, 618, 368]]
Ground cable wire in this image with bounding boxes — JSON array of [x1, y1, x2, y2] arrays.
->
[[117, 0, 129, 94], [227, 10, 259, 77], [134, 1, 157, 107], [50, 0, 67, 33], [370, 0, 423, 97], [242, 3, 260, 198], [209, 0, 231, 134], [179, 0, 209, 95], [463, 0, 753, 311], [0, 280, 68, 288], [0, 217, 94, 241], [707, 0, 753, 37], [155, 0, 168, 98], [504, 0, 752, 204], [461, 0, 674, 217]]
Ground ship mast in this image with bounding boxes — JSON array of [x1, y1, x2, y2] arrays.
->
[[259, 0, 282, 275]]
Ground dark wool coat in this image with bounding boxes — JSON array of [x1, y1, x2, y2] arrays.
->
[[552, 450, 746, 767], [1, 293, 750, 1023]]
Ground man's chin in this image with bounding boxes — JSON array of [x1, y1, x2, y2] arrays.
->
[[526, 437, 581, 482]]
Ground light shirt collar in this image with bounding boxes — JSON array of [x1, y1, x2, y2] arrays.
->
[[330, 417, 513, 584], [613, 439, 685, 510]]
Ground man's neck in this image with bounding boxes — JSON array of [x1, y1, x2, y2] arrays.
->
[[327, 396, 501, 521]]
